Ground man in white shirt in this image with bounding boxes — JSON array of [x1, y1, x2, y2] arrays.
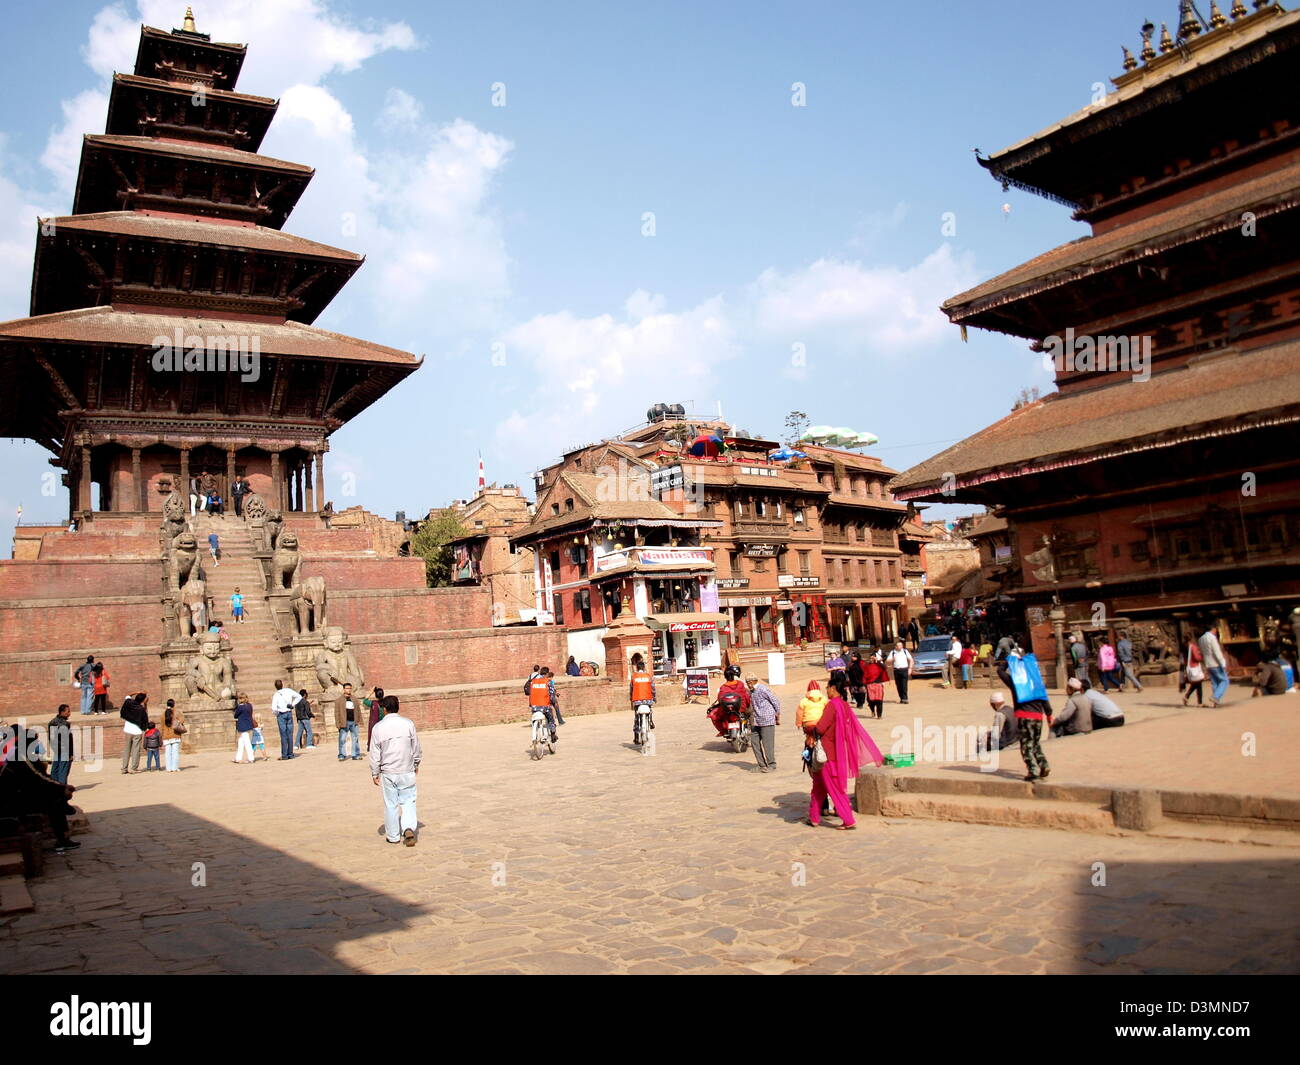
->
[[944, 636, 962, 689], [886, 640, 913, 704], [270, 679, 301, 760], [1197, 624, 1230, 707], [369, 695, 422, 846]]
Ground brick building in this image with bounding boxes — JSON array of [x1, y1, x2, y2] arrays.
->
[[803, 444, 908, 645], [446, 485, 537, 625]]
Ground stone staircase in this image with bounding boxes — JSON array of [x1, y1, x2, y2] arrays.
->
[[190, 512, 292, 722]]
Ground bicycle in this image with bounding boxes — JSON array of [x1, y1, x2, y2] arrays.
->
[[530, 709, 555, 760]]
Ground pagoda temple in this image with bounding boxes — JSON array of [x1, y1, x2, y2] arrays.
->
[[892, 2, 1300, 680], [0, 8, 420, 520]]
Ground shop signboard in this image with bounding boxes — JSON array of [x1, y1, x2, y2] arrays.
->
[[717, 578, 749, 589], [745, 543, 780, 557], [667, 620, 717, 632], [639, 548, 711, 565], [778, 574, 819, 588], [684, 668, 710, 697], [722, 596, 773, 608]]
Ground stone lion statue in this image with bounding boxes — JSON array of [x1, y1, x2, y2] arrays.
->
[[266, 510, 284, 551], [270, 531, 301, 590], [291, 575, 327, 635], [169, 531, 199, 590]]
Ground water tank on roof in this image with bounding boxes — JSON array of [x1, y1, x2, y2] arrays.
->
[[669, 403, 685, 418], [647, 403, 669, 422]]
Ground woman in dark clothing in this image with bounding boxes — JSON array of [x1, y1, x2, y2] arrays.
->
[[847, 653, 867, 709], [366, 687, 385, 750], [565, 656, 581, 677]]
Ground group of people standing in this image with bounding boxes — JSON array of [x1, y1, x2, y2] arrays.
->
[[188, 473, 251, 519]]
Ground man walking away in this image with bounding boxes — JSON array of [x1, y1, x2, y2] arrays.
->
[[270, 679, 300, 760], [370, 696, 422, 846], [887, 640, 913, 704], [907, 619, 920, 650], [48, 704, 74, 784], [120, 691, 149, 774], [1198, 622, 1230, 707], [337, 682, 362, 760], [76, 655, 96, 715], [745, 674, 781, 772], [208, 531, 220, 567], [1117, 629, 1143, 692]]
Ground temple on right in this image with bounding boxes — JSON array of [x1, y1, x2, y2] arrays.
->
[[892, 1, 1300, 684]]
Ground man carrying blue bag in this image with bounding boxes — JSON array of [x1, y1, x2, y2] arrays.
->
[[996, 646, 1054, 782]]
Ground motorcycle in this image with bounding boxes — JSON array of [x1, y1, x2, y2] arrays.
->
[[708, 697, 751, 754]]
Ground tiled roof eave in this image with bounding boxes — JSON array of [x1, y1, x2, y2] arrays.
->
[[944, 189, 1300, 325], [893, 407, 1300, 501]]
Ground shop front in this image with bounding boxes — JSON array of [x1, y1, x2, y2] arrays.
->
[[643, 613, 727, 674]]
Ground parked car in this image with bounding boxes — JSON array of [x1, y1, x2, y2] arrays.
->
[[912, 636, 953, 677]]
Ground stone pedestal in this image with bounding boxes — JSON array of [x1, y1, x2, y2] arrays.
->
[[601, 603, 655, 686], [267, 588, 296, 642], [289, 633, 335, 741]]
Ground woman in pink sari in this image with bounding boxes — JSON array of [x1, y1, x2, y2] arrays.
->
[[802, 680, 884, 830]]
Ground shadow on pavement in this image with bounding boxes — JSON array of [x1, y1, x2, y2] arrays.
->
[[2, 803, 426, 975]]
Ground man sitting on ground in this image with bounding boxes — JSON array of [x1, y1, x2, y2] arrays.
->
[[1055, 678, 1125, 735], [1252, 660, 1288, 697]]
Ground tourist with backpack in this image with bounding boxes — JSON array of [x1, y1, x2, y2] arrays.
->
[[997, 648, 1054, 782]]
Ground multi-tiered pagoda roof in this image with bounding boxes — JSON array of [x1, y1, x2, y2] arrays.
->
[[0, 8, 420, 517]]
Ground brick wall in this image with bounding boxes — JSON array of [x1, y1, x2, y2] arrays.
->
[[0, 560, 160, 599], [2, 647, 161, 732], [294, 530, 373, 554], [329, 586, 493, 635], [0, 598, 161, 652], [301, 557, 427, 590], [352, 626, 571, 688], [37, 534, 161, 560]]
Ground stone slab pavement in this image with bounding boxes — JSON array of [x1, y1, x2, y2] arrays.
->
[[3, 672, 1298, 974], [837, 668, 1299, 799]]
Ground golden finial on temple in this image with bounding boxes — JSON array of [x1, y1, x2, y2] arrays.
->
[[1209, 1, 1228, 28], [1121, 45, 1139, 70], [1140, 24, 1157, 60], [1178, 0, 1203, 37], [1230, 0, 1248, 17], [1159, 22, 1175, 52], [183, 7, 196, 33]]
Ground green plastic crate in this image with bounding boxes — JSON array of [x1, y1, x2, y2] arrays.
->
[[885, 753, 915, 768]]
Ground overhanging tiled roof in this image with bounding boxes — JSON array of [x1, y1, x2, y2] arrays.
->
[[44, 212, 361, 262], [891, 340, 1300, 498], [0, 306, 418, 367], [945, 157, 1300, 322], [82, 134, 312, 174]]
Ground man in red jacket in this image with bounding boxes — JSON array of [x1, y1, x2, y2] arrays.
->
[[709, 665, 751, 735]]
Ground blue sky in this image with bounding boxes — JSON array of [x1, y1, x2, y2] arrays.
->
[[0, 0, 1154, 547]]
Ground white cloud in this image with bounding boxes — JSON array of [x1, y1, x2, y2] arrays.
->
[[82, 1, 418, 89], [378, 88, 421, 132], [40, 90, 108, 197], [495, 294, 736, 456], [750, 244, 979, 352]]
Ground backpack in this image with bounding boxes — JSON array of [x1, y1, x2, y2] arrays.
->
[[1007, 653, 1049, 703]]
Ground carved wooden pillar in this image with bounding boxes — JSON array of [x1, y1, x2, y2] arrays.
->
[[130, 447, 142, 512], [226, 447, 236, 503], [296, 463, 305, 513], [78, 445, 92, 513], [178, 447, 190, 506], [270, 451, 281, 511], [306, 455, 315, 513], [315, 451, 325, 510]]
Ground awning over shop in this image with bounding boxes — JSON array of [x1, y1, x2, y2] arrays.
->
[[644, 612, 728, 632]]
